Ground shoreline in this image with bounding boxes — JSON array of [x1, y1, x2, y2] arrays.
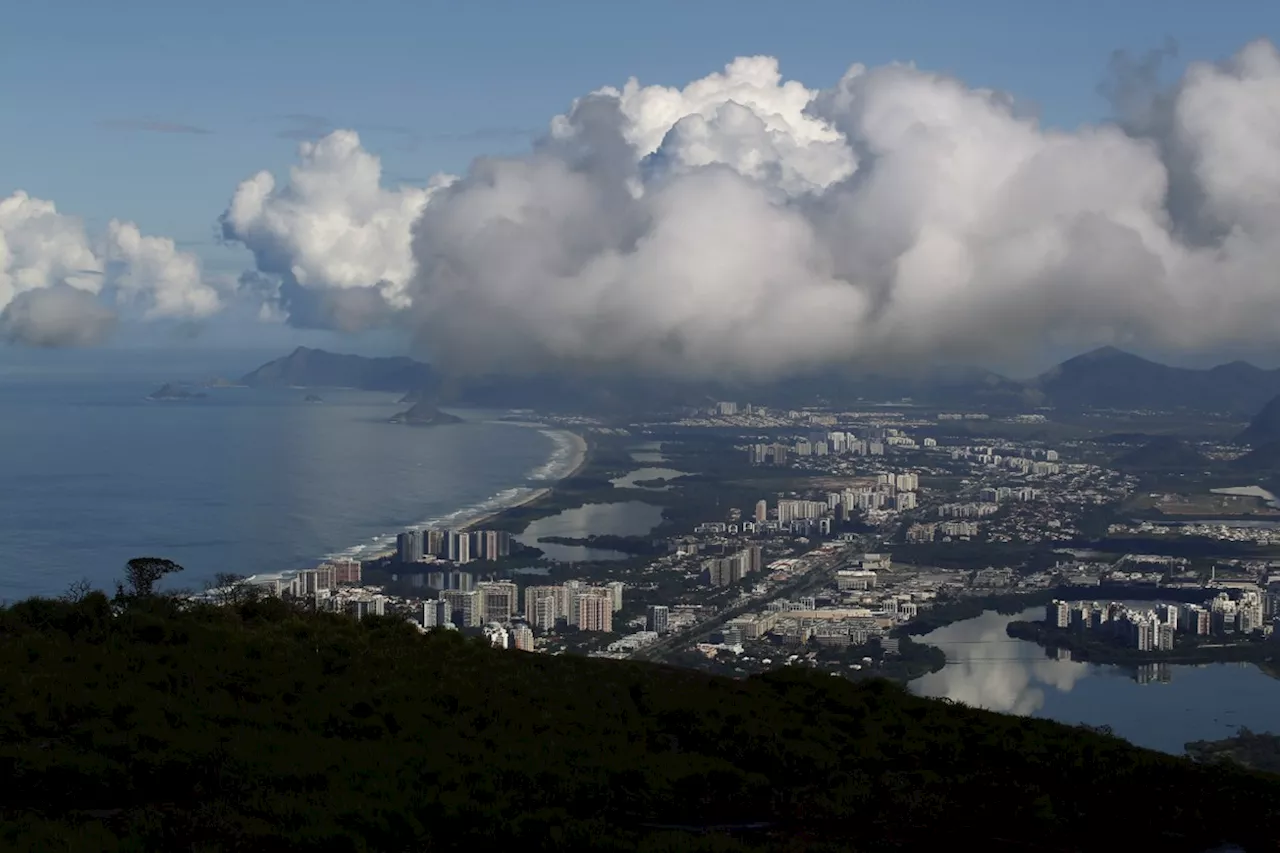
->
[[329, 427, 590, 562], [461, 429, 590, 533]]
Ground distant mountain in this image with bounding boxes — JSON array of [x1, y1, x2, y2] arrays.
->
[[240, 347, 438, 393], [1031, 347, 1280, 413], [1111, 436, 1208, 472], [240, 346, 1280, 413], [1237, 395, 1280, 446], [388, 402, 462, 426]]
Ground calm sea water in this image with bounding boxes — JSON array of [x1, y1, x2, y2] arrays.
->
[[0, 349, 572, 599], [910, 608, 1280, 754]]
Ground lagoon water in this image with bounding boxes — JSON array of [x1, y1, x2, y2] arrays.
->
[[910, 608, 1280, 754], [0, 349, 572, 599], [610, 466, 688, 491], [519, 501, 665, 561]]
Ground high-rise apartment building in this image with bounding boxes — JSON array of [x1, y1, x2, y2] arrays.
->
[[533, 596, 558, 632], [443, 589, 482, 627], [646, 604, 669, 634], [577, 594, 613, 632], [422, 598, 450, 628], [477, 581, 519, 622], [471, 530, 512, 561], [322, 558, 362, 586], [1047, 600, 1070, 629], [754, 500, 768, 523], [511, 624, 535, 651], [346, 596, 386, 620], [444, 530, 473, 564], [396, 530, 424, 563], [606, 581, 625, 612]]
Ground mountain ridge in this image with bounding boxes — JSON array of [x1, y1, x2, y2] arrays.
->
[[239, 346, 1280, 414]]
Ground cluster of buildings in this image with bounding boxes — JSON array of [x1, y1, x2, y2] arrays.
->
[[906, 520, 982, 541], [950, 446, 1061, 476], [1110, 519, 1280, 546], [215, 557, 363, 600], [413, 579, 627, 652], [1046, 589, 1272, 650], [395, 527, 513, 565], [705, 546, 764, 586], [708, 552, 940, 653], [517, 581, 625, 633], [748, 430, 913, 465]]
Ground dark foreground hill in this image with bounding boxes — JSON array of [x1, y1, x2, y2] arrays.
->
[[7, 594, 1275, 852]]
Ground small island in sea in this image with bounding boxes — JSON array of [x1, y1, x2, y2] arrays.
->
[[146, 383, 207, 401], [388, 402, 462, 426], [303, 394, 324, 403]]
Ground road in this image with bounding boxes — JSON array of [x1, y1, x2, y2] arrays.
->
[[630, 541, 863, 663]]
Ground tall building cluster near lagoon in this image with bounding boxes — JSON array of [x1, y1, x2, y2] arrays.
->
[[1046, 589, 1271, 651], [394, 527, 513, 564]]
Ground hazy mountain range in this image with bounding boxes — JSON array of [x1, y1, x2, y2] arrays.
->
[[240, 345, 1280, 415]]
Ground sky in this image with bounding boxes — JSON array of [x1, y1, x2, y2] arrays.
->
[[2, 0, 1279, 370]]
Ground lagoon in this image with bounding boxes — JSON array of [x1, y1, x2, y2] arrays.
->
[[517, 501, 665, 562], [909, 608, 1280, 755]]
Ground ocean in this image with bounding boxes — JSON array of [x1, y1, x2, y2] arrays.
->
[[0, 348, 576, 600]]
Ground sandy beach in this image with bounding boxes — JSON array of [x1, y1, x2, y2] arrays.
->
[[459, 429, 588, 532]]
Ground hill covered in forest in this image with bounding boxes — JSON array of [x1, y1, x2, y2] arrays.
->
[[3, 590, 1279, 852]]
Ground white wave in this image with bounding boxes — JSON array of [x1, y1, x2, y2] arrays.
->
[[525, 429, 579, 481], [321, 485, 541, 562]]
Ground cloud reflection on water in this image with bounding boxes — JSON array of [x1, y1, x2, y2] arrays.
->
[[909, 609, 1091, 716]]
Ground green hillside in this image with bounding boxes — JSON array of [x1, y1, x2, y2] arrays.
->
[[3, 590, 1278, 852]]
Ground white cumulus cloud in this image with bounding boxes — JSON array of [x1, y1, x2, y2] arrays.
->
[[0, 191, 219, 346], [220, 130, 455, 329], [225, 39, 1280, 379]]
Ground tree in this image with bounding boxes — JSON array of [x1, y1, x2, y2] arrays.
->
[[207, 572, 257, 606], [60, 578, 94, 604], [117, 557, 185, 599]]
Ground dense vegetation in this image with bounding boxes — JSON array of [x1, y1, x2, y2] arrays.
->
[[4, 586, 1280, 852], [1187, 729, 1280, 775]]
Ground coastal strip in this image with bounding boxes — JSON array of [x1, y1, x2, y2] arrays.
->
[[325, 427, 590, 562], [461, 430, 588, 532]]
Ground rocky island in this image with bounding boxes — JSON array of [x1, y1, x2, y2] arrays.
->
[[388, 402, 462, 426], [303, 394, 324, 403], [146, 383, 206, 401]]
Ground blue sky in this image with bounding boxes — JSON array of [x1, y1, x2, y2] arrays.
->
[[5, 0, 1274, 267], [2, 0, 1277, 364]]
